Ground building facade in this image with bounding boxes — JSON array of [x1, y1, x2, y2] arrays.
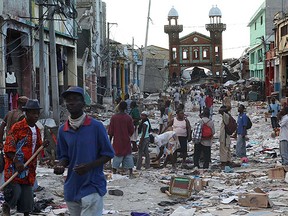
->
[[248, 0, 288, 95], [0, 0, 78, 121], [164, 6, 226, 84]]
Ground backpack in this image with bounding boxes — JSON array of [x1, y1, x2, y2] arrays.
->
[[201, 120, 213, 139], [246, 116, 252, 129], [225, 114, 237, 135]]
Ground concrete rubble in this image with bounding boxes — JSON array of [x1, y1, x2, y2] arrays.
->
[[0, 96, 288, 216]]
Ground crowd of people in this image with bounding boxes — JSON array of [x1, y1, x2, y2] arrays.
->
[[0, 85, 288, 216]]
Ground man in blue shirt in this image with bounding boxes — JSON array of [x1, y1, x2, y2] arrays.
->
[[54, 86, 114, 216], [268, 97, 281, 129], [236, 104, 248, 158]]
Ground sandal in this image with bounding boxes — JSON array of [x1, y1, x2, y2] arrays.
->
[[34, 186, 45, 192], [108, 189, 124, 196]]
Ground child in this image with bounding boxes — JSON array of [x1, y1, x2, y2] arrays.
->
[[150, 131, 180, 169], [159, 107, 168, 134]]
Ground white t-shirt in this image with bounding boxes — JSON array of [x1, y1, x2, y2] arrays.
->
[[29, 126, 37, 153], [154, 131, 179, 155], [159, 114, 168, 133]]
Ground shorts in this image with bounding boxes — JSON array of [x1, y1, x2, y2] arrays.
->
[[66, 193, 103, 216], [112, 154, 134, 169], [4, 183, 34, 213]]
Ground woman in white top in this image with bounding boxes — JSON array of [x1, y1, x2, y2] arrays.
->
[[163, 109, 191, 165]]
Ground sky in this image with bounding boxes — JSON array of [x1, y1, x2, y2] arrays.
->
[[104, 0, 265, 59]]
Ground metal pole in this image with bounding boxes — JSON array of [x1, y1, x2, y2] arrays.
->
[[48, 0, 60, 125], [107, 22, 111, 96], [107, 22, 117, 96], [142, 0, 151, 86], [39, 0, 49, 118], [132, 37, 135, 83]]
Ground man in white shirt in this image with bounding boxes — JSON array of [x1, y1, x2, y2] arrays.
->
[[150, 131, 180, 169], [278, 107, 288, 165]]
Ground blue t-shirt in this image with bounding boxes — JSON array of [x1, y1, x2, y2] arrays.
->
[[57, 116, 115, 202], [268, 103, 280, 117], [237, 113, 248, 135]]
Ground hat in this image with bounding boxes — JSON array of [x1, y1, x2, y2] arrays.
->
[[62, 86, 84, 98], [141, 111, 149, 116], [22, 99, 42, 110], [17, 96, 29, 104]]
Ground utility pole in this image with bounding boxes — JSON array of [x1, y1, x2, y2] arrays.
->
[[142, 0, 151, 86], [107, 22, 117, 96], [39, 0, 49, 118], [132, 37, 135, 84], [48, 0, 60, 125]]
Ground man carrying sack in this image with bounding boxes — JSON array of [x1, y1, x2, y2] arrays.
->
[[2, 99, 49, 216]]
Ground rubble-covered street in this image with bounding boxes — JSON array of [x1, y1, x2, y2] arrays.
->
[[2, 98, 287, 216]]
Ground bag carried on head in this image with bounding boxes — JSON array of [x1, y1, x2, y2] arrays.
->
[[225, 114, 237, 135], [201, 120, 213, 140]]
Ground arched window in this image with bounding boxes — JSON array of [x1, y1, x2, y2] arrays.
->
[[182, 48, 188, 60], [193, 48, 199, 59], [172, 47, 177, 60]]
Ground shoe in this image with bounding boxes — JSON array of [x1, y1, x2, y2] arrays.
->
[[34, 186, 45, 192], [2, 202, 10, 216], [108, 189, 124, 196], [228, 162, 241, 168], [220, 162, 227, 169]]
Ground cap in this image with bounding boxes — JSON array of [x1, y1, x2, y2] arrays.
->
[[141, 111, 149, 116], [62, 86, 84, 98], [17, 96, 29, 104], [22, 99, 42, 110]]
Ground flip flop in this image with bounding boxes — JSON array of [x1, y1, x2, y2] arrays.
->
[[108, 189, 124, 196], [34, 186, 45, 192]]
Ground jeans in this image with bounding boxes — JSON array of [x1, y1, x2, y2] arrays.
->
[[279, 140, 288, 165], [271, 117, 279, 129], [66, 193, 103, 216], [193, 143, 211, 169], [236, 135, 246, 158], [136, 137, 150, 170]]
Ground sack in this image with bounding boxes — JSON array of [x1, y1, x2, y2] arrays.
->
[[225, 114, 237, 135], [201, 121, 213, 140], [0, 151, 5, 173], [246, 116, 252, 129]]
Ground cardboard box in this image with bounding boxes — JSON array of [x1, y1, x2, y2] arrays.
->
[[238, 188, 273, 208], [202, 178, 209, 187], [268, 167, 285, 179], [194, 178, 203, 192]]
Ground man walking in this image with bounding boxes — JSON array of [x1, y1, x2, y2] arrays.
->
[[108, 101, 134, 177], [54, 86, 114, 216], [219, 106, 232, 168], [2, 99, 49, 216], [236, 104, 248, 158], [278, 107, 288, 165], [268, 97, 281, 129]]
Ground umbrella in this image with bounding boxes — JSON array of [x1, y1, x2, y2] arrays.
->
[[236, 79, 245, 84], [224, 80, 236, 87], [248, 77, 260, 82]]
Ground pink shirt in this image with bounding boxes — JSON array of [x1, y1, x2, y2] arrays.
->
[[173, 117, 187, 137]]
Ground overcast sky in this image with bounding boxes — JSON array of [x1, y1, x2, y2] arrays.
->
[[104, 0, 265, 59]]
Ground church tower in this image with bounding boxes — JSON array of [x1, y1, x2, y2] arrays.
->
[[164, 7, 183, 82], [205, 5, 226, 82]]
